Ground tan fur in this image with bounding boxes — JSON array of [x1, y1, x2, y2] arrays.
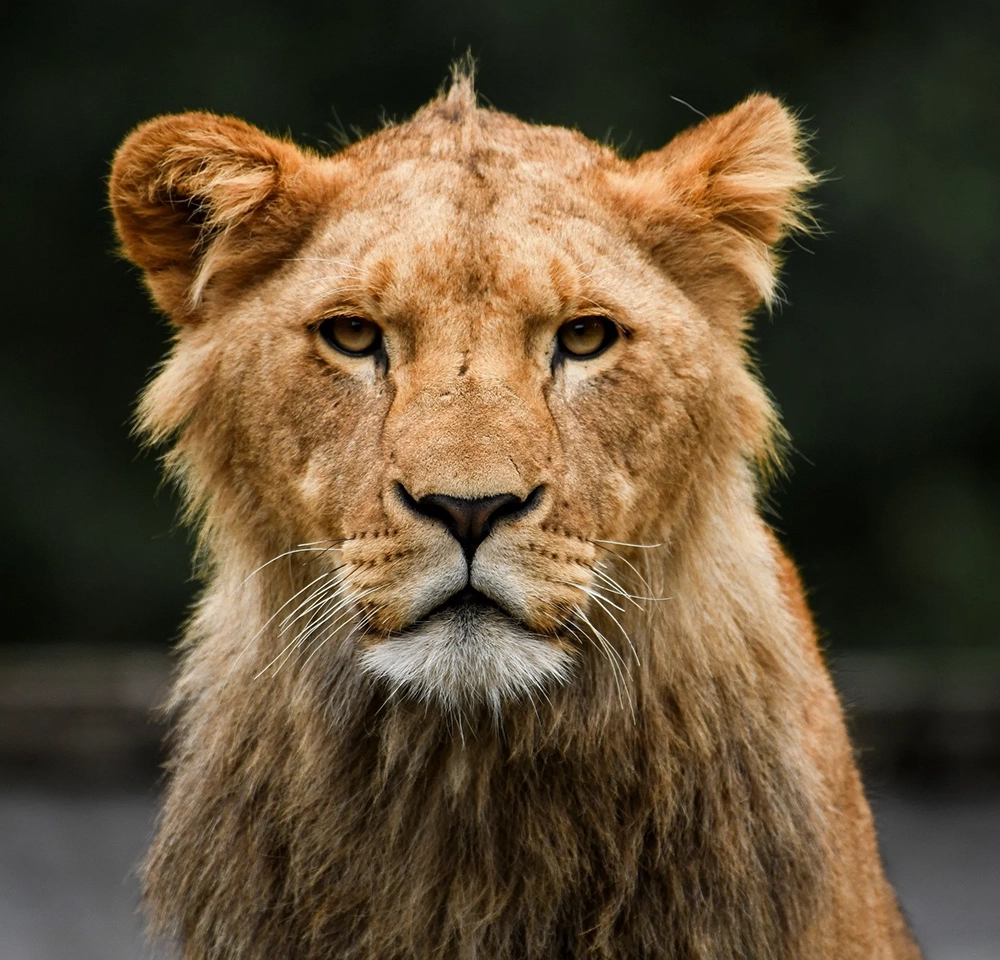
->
[[110, 73, 921, 959]]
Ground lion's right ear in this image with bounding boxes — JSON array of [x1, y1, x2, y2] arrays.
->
[[110, 112, 327, 321]]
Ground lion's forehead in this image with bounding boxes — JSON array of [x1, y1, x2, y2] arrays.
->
[[333, 158, 608, 241], [341, 104, 614, 177], [291, 158, 657, 338]]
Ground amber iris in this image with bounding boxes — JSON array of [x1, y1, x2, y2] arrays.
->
[[556, 316, 616, 359], [319, 316, 382, 356]]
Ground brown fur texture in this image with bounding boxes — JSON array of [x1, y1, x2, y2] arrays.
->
[[110, 72, 921, 959]]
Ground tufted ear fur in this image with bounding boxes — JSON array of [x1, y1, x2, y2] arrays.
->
[[611, 95, 815, 332], [110, 112, 327, 321]]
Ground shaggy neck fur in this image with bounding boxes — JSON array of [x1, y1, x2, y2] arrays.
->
[[146, 454, 829, 960]]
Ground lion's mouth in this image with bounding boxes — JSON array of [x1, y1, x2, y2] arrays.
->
[[403, 584, 529, 640], [424, 586, 505, 621], [360, 583, 575, 708]]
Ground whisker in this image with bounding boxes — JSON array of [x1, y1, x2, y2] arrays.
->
[[256, 587, 374, 680], [340, 608, 377, 646], [290, 590, 372, 658], [558, 579, 627, 613], [278, 596, 351, 664], [566, 608, 634, 718], [300, 607, 375, 672], [579, 587, 642, 669], [552, 578, 641, 671], [590, 537, 664, 550], [235, 544, 344, 590], [590, 564, 671, 603], [561, 617, 617, 701], [575, 612, 628, 680], [575, 620, 633, 720], [588, 567, 645, 608], [227, 569, 340, 677], [270, 587, 348, 658], [604, 550, 655, 595], [277, 576, 349, 634], [291, 586, 374, 647]]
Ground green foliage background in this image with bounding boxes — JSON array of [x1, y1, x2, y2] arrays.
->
[[2, 1, 997, 653]]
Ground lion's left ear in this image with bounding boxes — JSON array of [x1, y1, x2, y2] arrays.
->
[[609, 95, 815, 331]]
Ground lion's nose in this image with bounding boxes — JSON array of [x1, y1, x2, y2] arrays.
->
[[398, 484, 543, 560]]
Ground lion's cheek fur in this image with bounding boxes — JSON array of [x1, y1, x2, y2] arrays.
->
[[184, 330, 389, 545], [548, 349, 719, 542]]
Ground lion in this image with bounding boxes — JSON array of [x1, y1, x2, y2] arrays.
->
[[110, 72, 921, 959]]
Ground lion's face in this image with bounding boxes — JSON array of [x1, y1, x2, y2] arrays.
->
[[112, 82, 811, 709], [219, 153, 714, 705]]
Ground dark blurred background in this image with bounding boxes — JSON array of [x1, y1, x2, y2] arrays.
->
[[1, 2, 998, 958]]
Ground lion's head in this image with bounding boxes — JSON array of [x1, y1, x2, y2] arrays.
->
[[111, 76, 811, 714], [109, 80, 925, 960], [110, 75, 933, 960]]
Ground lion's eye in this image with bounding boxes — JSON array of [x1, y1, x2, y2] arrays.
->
[[318, 316, 382, 357], [556, 316, 618, 359]]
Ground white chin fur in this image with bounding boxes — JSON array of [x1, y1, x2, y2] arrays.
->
[[359, 604, 574, 713]]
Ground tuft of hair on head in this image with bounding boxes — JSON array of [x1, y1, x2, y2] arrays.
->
[[433, 53, 478, 122]]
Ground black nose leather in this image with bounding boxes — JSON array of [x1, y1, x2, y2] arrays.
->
[[399, 485, 542, 560]]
